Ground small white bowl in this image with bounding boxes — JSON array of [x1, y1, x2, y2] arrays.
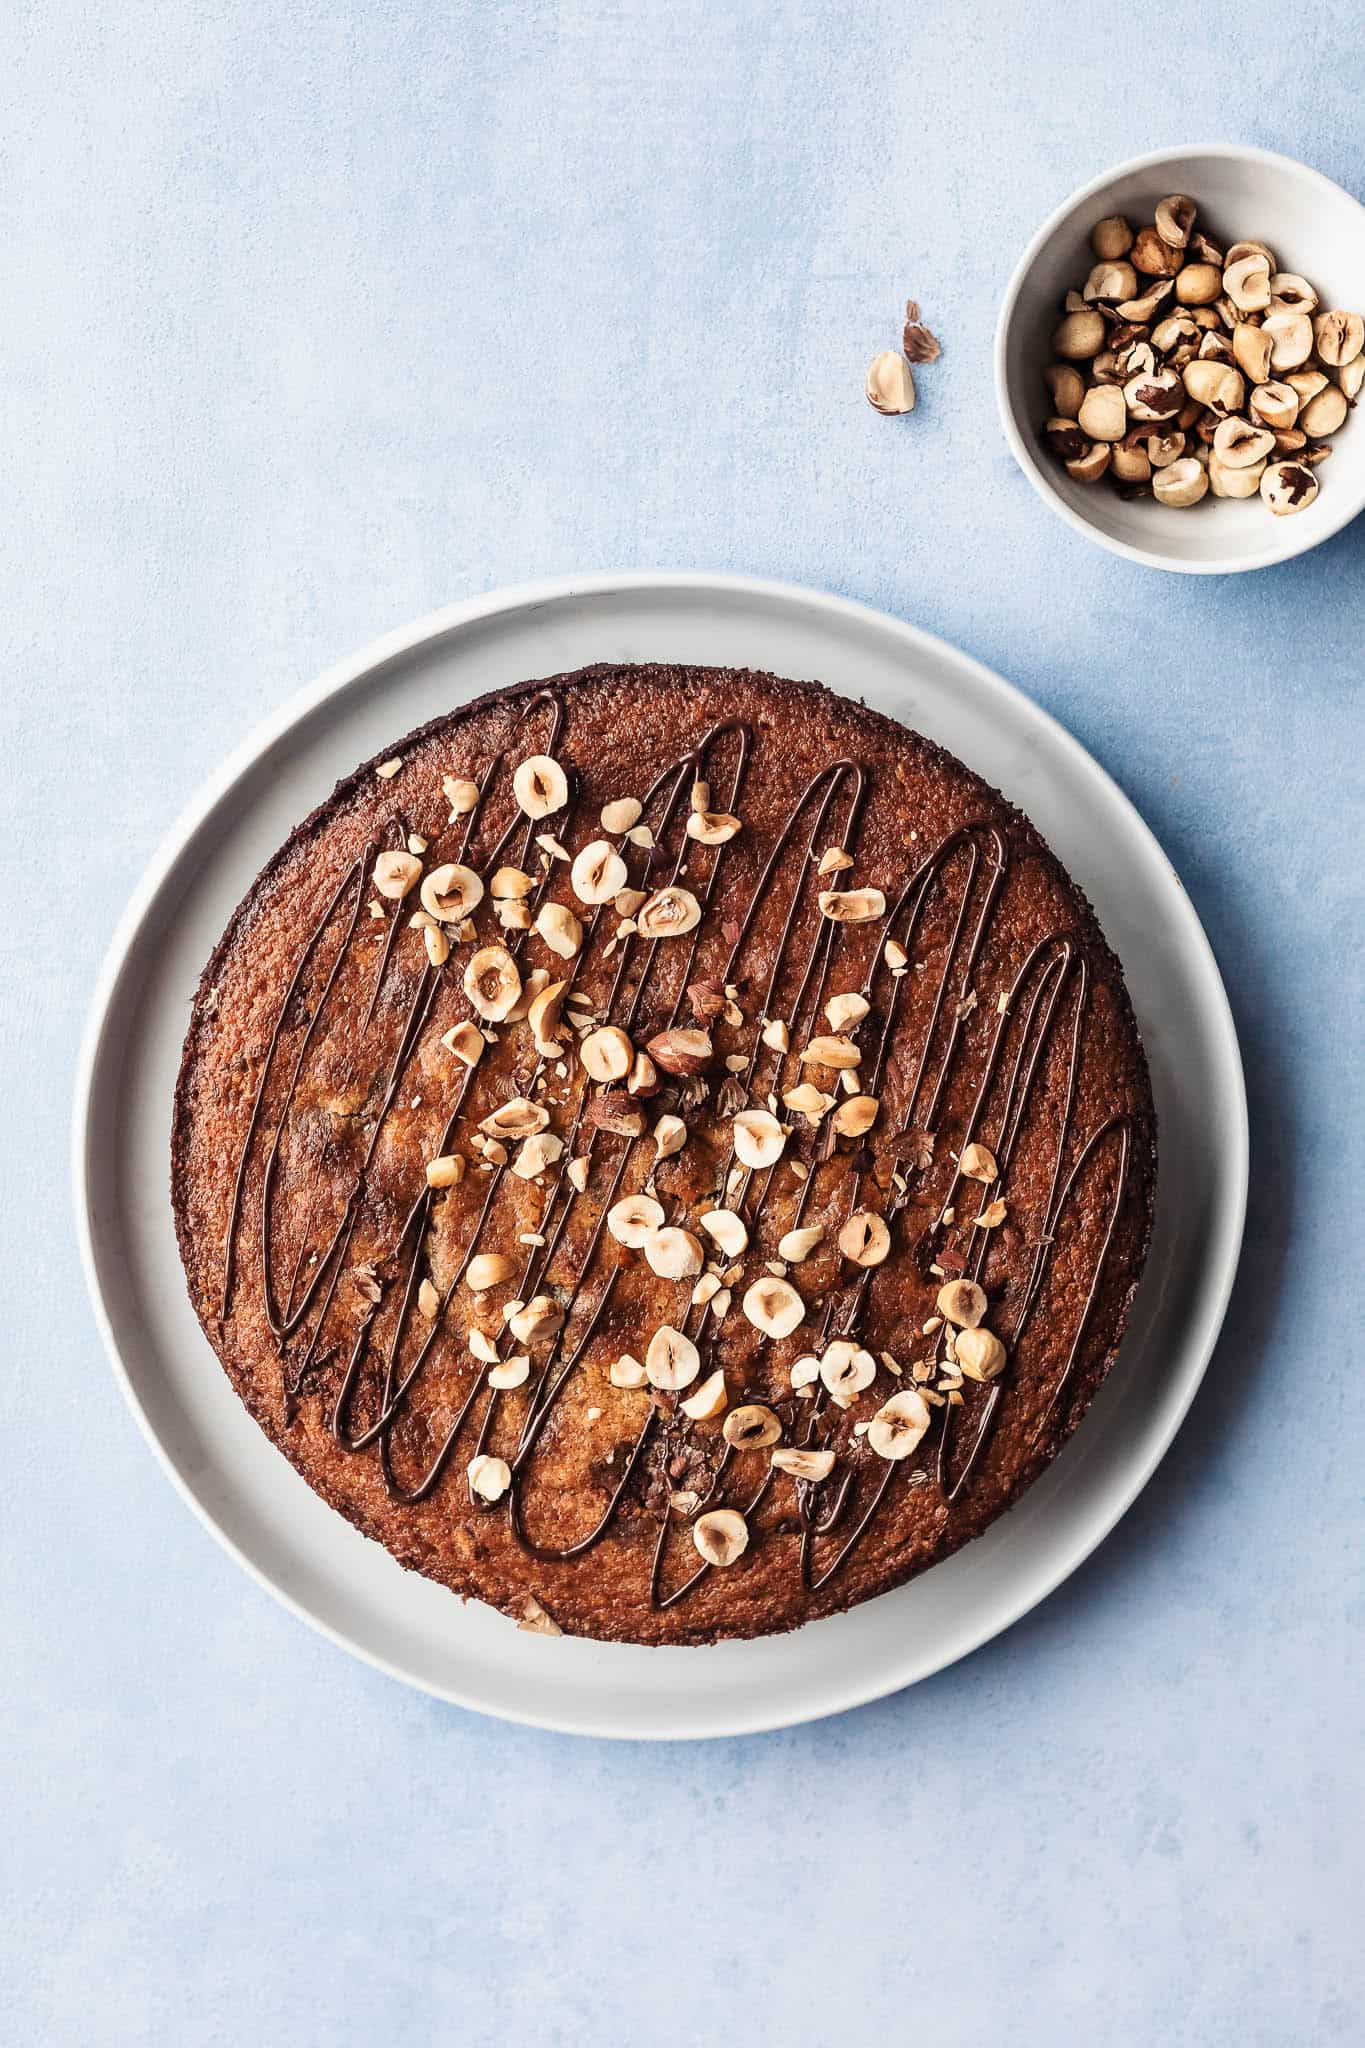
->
[[995, 144, 1365, 574]]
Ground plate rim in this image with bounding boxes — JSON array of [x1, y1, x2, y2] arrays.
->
[[71, 570, 1249, 1738]]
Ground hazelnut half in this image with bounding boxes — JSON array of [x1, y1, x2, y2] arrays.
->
[[1155, 193, 1197, 249], [464, 945, 522, 1021], [1151, 456, 1209, 507], [570, 839, 629, 906], [866, 1389, 931, 1461], [607, 1193, 665, 1247], [819, 1340, 877, 1407], [866, 351, 916, 414], [692, 1508, 749, 1568], [512, 754, 568, 819], [635, 886, 702, 939], [742, 1276, 806, 1339], [1313, 310, 1364, 368], [732, 1108, 787, 1169], [645, 1325, 700, 1391]]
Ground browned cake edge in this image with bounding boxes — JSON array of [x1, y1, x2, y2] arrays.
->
[[171, 662, 1157, 1645]]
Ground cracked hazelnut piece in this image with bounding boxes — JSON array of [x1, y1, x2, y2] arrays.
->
[[1155, 193, 1196, 249], [489, 1356, 531, 1390], [489, 867, 532, 903], [646, 1026, 712, 1075], [1268, 272, 1317, 314], [686, 808, 742, 844], [581, 1024, 633, 1083], [534, 901, 582, 959], [422, 923, 450, 967], [1226, 239, 1275, 269], [1083, 260, 1138, 303], [783, 1082, 834, 1123], [1232, 323, 1275, 385], [1300, 385, 1348, 437], [771, 1446, 835, 1482], [442, 774, 479, 816], [1091, 214, 1133, 260], [628, 1050, 660, 1097], [955, 1327, 1007, 1383], [508, 1296, 563, 1345], [1044, 363, 1086, 416], [1052, 308, 1105, 359], [467, 1454, 512, 1503], [1115, 279, 1173, 323], [441, 1021, 484, 1066], [420, 862, 484, 922], [832, 1093, 879, 1138], [1340, 357, 1365, 404], [838, 1210, 891, 1267], [1065, 441, 1110, 483], [1213, 417, 1276, 469], [1314, 310, 1364, 367], [654, 1113, 687, 1160], [778, 1224, 824, 1263], [743, 1276, 805, 1338], [866, 350, 916, 413], [819, 1341, 877, 1406], [936, 1277, 987, 1327], [608, 1193, 665, 1247], [480, 1097, 550, 1138], [635, 885, 702, 939], [692, 1508, 749, 1568], [426, 1154, 463, 1188], [644, 1226, 704, 1280], [465, 1253, 514, 1292], [525, 977, 568, 1057], [959, 1141, 998, 1182], [818, 886, 886, 922], [701, 1207, 749, 1258], [1132, 227, 1182, 278], [512, 1132, 564, 1180], [723, 1404, 783, 1450], [373, 850, 422, 900], [1151, 457, 1208, 507], [825, 991, 869, 1032], [732, 1108, 787, 1169], [645, 1325, 700, 1390], [570, 839, 629, 906], [1223, 253, 1272, 313], [681, 1369, 728, 1421], [600, 796, 642, 834], [512, 754, 568, 818], [800, 1034, 861, 1070], [464, 945, 522, 1022], [1260, 460, 1319, 515], [867, 1389, 931, 1461], [1262, 310, 1314, 371], [610, 1352, 647, 1389]]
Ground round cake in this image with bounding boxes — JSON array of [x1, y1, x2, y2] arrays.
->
[[172, 663, 1156, 1645]]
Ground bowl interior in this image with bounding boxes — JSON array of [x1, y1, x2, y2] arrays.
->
[[1001, 150, 1365, 569]]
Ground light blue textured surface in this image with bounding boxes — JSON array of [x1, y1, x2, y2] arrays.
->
[[5, 3, 1363, 2041]]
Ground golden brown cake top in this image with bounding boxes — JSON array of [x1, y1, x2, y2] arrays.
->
[[172, 664, 1155, 1644]]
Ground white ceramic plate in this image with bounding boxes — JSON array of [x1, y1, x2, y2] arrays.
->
[[73, 573, 1247, 1740]]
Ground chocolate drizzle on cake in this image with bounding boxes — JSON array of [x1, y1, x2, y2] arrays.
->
[[201, 675, 1148, 1623]]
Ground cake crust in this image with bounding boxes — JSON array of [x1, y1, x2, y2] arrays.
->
[[171, 663, 1156, 1645]]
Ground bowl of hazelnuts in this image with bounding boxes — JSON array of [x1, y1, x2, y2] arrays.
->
[[995, 144, 1365, 573]]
